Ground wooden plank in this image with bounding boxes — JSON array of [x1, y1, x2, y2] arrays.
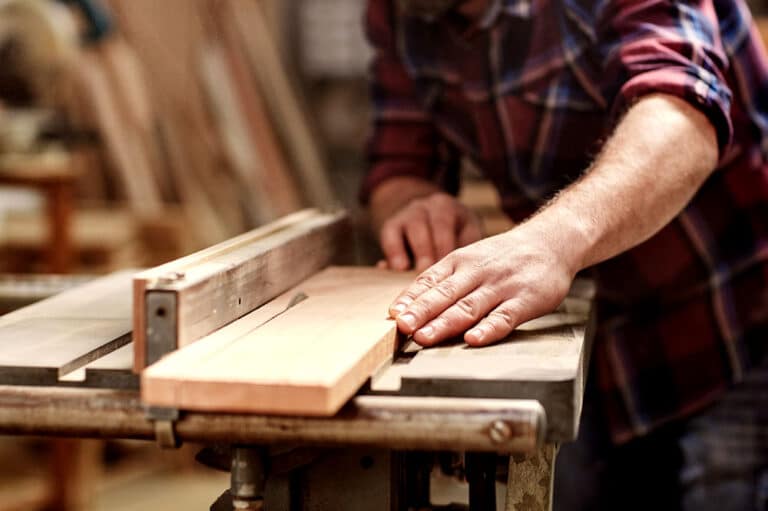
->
[[198, 41, 301, 224], [0, 319, 129, 372], [132, 209, 348, 370], [106, 0, 247, 242], [156, 116, 238, 246], [99, 36, 177, 202], [74, 49, 162, 216], [369, 292, 593, 442], [82, 344, 137, 389], [0, 274, 93, 314], [210, 4, 304, 220], [142, 267, 415, 415], [0, 272, 133, 386], [227, 0, 336, 208], [198, 42, 274, 224], [2, 270, 133, 322], [220, 34, 304, 216]]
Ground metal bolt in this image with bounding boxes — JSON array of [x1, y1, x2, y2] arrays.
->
[[488, 420, 511, 444]]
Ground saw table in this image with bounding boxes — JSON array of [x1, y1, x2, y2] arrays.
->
[[0, 209, 594, 511]]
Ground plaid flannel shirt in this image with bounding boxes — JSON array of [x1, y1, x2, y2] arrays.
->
[[362, 0, 768, 443]]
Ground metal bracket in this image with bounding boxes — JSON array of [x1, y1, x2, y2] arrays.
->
[[145, 291, 178, 366], [145, 406, 181, 449]]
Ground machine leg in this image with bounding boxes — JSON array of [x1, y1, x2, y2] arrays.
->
[[392, 451, 432, 511], [504, 444, 557, 511], [465, 452, 497, 511], [230, 446, 268, 510]]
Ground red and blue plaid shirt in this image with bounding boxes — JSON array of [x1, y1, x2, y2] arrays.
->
[[362, 0, 768, 443]]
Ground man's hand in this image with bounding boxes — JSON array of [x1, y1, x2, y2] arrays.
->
[[387, 221, 578, 346], [370, 176, 482, 272], [385, 93, 718, 348]]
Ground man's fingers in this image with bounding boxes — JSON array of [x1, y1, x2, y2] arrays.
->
[[389, 263, 452, 318], [412, 288, 498, 346], [427, 207, 458, 258], [395, 275, 478, 335], [404, 217, 436, 271], [464, 300, 522, 346], [380, 220, 410, 271]]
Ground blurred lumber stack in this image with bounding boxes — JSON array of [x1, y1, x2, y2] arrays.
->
[[110, 0, 333, 238], [82, 0, 335, 248], [0, 0, 335, 274]]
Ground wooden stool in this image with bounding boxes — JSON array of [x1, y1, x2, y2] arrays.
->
[[0, 151, 79, 273]]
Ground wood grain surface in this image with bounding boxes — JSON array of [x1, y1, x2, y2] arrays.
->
[[132, 210, 347, 370], [142, 267, 414, 415], [0, 272, 133, 385]]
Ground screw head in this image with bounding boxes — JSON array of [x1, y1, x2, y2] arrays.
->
[[489, 420, 511, 444]]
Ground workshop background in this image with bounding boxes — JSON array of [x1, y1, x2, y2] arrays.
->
[[0, 0, 766, 510]]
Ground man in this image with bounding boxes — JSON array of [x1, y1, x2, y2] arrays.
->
[[361, 0, 768, 509]]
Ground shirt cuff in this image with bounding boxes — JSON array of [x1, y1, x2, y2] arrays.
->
[[615, 66, 733, 161]]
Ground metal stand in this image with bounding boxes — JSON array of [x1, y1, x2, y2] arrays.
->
[[466, 452, 497, 511], [231, 446, 268, 510], [211, 446, 269, 511], [207, 447, 560, 511]]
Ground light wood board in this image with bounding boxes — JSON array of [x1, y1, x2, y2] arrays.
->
[[0, 271, 133, 386], [142, 267, 415, 415], [132, 209, 348, 370]]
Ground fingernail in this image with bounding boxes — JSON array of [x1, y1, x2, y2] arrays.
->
[[399, 313, 417, 331], [391, 303, 406, 315], [418, 325, 434, 339], [467, 327, 484, 342]]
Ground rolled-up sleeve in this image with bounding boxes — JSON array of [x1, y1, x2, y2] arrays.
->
[[360, 0, 448, 204], [596, 0, 733, 158]]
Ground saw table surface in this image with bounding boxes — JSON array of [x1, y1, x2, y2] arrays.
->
[[0, 269, 592, 443], [0, 268, 592, 511], [0, 211, 593, 511]]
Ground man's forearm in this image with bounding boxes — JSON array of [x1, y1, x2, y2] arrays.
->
[[386, 94, 720, 346], [526, 93, 719, 273]]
